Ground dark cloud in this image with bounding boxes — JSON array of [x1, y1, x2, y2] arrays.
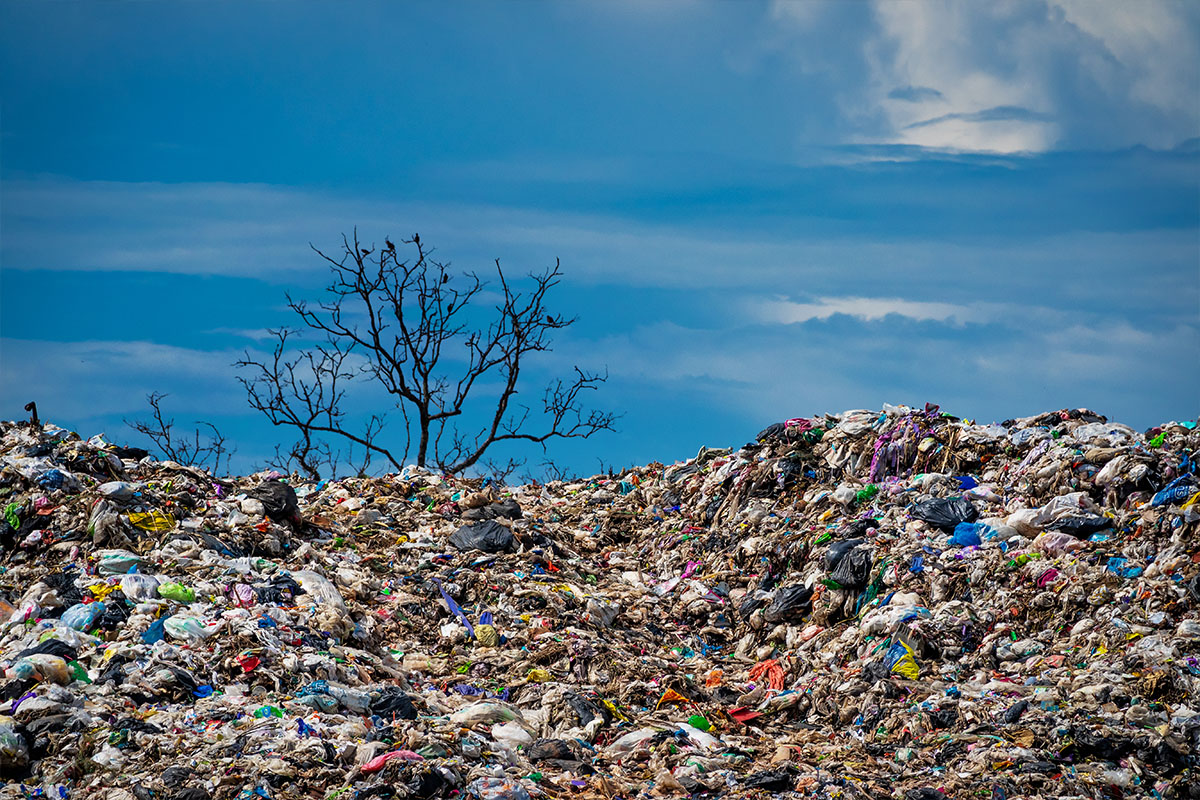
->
[[903, 105, 1055, 131], [887, 85, 945, 103]]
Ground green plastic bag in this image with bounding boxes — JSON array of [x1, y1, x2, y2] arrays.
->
[[158, 582, 196, 603]]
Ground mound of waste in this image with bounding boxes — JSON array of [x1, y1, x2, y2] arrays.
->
[[0, 404, 1198, 800]]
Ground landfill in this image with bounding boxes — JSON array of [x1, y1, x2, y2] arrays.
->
[[0, 403, 1198, 800]]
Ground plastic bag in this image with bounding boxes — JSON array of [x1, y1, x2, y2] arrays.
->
[[824, 538, 865, 570], [120, 573, 162, 602], [0, 725, 30, 768], [882, 640, 920, 679], [97, 481, 138, 502], [449, 520, 515, 553], [467, 777, 531, 800], [830, 547, 873, 589], [491, 721, 534, 749], [763, 584, 814, 623], [1045, 514, 1111, 537], [1151, 475, 1199, 507], [95, 550, 142, 575], [249, 480, 300, 523], [157, 582, 196, 603], [372, 687, 418, 719], [450, 701, 526, 728], [61, 601, 105, 631], [948, 522, 984, 547], [1032, 531, 1085, 555], [7, 654, 71, 684], [462, 498, 523, 522], [527, 739, 574, 761], [584, 597, 619, 627], [164, 615, 223, 642], [129, 510, 176, 532], [910, 497, 978, 531], [291, 570, 347, 611]]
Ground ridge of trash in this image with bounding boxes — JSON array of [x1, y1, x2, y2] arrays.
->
[[0, 403, 1198, 800]]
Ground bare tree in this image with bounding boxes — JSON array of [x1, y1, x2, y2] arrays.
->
[[126, 392, 235, 474], [236, 231, 616, 477], [526, 458, 578, 484]]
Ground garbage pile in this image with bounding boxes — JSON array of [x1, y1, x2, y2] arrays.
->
[[0, 403, 1198, 800]]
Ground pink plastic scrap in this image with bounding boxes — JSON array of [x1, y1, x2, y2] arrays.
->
[[361, 749, 424, 773]]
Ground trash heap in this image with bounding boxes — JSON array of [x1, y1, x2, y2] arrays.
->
[[0, 404, 1198, 800]]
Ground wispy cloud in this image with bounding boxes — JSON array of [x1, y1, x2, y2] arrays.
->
[[903, 105, 1055, 131], [752, 296, 972, 325], [887, 85, 945, 103], [760, 0, 1200, 153]]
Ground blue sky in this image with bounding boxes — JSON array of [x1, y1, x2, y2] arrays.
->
[[2, 0, 1198, 477]]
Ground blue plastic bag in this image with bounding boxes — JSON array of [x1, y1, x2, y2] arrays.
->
[[1152, 475, 1198, 507], [141, 616, 168, 644], [61, 602, 105, 632], [949, 522, 984, 547]]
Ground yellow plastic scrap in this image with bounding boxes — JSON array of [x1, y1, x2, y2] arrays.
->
[[88, 583, 117, 599], [602, 698, 629, 722], [1182, 491, 1200, 510], [527, 668, 553, 682], [888, 641, 920, 680], [129, 510, 175, 532]]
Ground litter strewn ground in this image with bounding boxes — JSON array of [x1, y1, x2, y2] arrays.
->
[[1, 404, 1197, 800]]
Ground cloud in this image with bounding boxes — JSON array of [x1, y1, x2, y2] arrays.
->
[[752, 296, 972, 325], [4, 176, 1196, 325], [849, 0, 1200, 152], [564, 310, 1198, 432], [887, 85, 945, 103], [0, 337, 246, 420], [903, 105, 1055, 131]]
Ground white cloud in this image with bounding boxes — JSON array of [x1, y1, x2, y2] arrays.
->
[[1052, 0, 1200, 121], [752, 296, 972, 324], [4, 178, 1196, 327], [0, 337, 245, 419], [765, 0, 1200, 153]]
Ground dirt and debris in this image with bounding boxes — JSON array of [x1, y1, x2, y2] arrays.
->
[[0, 403, 1197, 800]]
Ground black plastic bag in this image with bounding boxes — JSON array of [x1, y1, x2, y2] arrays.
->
[[42, 570, 84, 608], [462, 498, 523, 522], [763, 584, 814, 623], [255, 575, 304, 603], [248, 480, 300, 525], [1046, 514, 1112, 537], [910, 497, 978, 531], [755, 423, 785, 442], [927, 706, 957, 729], [448, 520, 515, 553], [15, 638, 78, 663], [372, 687, 418, 720], [1002, 699, 1029, 724], [528, 739, 575, 762], [905, 790, 946, 800], [404, 769, 451, 800], [563, 691, 610, 727], [841, 518, 876, 537], [737, 590, 770, 619], [742, 768, 795, 791], [830, 546, 873, 589], [172, 788, 210, 800], [824, 538, 866, 571], [1070, 728, 1135, 762], [162, 766, 192, 787]]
